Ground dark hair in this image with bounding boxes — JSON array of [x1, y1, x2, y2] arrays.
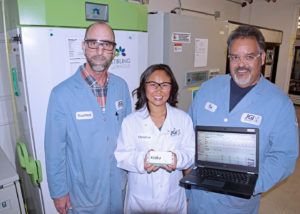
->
[[84, 21, 115, 41], [227, 25, 265, 53], [133, 64, 179, 111]]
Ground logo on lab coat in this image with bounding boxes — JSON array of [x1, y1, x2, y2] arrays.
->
[[241, 113, 262, 126], [115, 100, 124, 111], [169, 128, 181, 136], [205, 102, 217, 112]]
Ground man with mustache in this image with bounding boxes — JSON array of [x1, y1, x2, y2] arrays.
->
[[187, 25, 298, 213], [44, 22, 131, 214]]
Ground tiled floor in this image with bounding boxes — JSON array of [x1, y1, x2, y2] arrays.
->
[[258, 105, 300, 214]]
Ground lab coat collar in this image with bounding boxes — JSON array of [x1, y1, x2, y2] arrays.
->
[[226, 73, 266, 114], [138, 103, 172, 117], [226, 73, 266, 95], [72, 64, 116, 89], [138, 103, 173, 134], [253, 74, 269, 95]]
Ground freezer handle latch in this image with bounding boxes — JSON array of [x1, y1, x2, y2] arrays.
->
[[11, 34, 22, 44]]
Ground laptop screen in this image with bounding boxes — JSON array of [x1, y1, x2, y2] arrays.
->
[[196, 126, 259, 172]]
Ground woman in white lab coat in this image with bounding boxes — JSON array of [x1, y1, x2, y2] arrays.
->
[[114, 64, 195, 214]]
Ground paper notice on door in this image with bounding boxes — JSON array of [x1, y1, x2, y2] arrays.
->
[[264, 65, 272, 78], [172, 32, 191, 43], [194, 38, 208, 67], [174, 43, 183, 52], [67, 38, 86, 74]]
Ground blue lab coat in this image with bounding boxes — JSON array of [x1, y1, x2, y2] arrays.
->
[[188, 74, 299, 214], [45, 65, 131, 213]]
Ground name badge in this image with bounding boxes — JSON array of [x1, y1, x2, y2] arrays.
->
[[115, 100, 124, 111], [205, 102, 217, 112], [241, 113, 262, 126], [137, 134, 152, 142], [76, 111, 93, 120]]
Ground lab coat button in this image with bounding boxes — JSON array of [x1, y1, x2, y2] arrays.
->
[[107, 136, 110, 141], [104, 117, 107, 121], [224, 118, 228, 122]]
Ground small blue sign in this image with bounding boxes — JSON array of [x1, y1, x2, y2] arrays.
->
[[85, 2, 108, 22]]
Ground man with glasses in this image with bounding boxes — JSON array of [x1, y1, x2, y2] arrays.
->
[[187, 25, 298, 213], [45, 22, 131, 214]]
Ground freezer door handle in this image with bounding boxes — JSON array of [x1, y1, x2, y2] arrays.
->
[[17, 141, 28, 168], [36, 160, 43, 183], [12, 67, 20, 96], [17, 141, 43, 186]]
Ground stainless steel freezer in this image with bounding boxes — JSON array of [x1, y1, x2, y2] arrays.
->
[[0, 147, 25, 214]]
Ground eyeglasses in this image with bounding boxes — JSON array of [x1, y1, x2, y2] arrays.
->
[[228, 53, 261, 64], [146, 81, 172, 91], [84, 39, 116, 51]]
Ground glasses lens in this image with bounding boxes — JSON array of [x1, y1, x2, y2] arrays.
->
[[229, 53, 261, 64], [102, 41, 114, 51], [86, 40, 99, 49], [161, 83, 171, 90], [146, 81, 171, 90], [85, 40, 115, 51], [149, 82, 158, 89], [229, 55, 240, 63]]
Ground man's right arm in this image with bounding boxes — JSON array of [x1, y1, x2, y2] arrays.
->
[[53, 194, 72, 214], [44, 89, 69, 199]]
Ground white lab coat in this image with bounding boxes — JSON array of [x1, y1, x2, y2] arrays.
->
[[114, 103, 195, 214]]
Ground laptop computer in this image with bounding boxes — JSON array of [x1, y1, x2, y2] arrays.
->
[[180, 126, 259, 199]]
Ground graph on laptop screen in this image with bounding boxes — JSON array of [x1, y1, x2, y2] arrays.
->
[[197, 131, 256, 167]]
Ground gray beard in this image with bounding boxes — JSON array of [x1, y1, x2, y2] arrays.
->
[[233, 73, 251, 85], [86, 54, 113, 73], [91, 64, 107, 73], [233, 66, 252, 86]]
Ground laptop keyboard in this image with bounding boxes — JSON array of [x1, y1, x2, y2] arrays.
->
[[191, 168, 251, 184]]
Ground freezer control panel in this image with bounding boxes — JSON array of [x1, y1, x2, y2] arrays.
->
[[185, 70, 208, 86]]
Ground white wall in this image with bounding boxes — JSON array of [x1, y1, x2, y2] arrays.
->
[[240, 0, 300, 93], [148, 0, 300, 93], [148, 0, 241, 21]]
